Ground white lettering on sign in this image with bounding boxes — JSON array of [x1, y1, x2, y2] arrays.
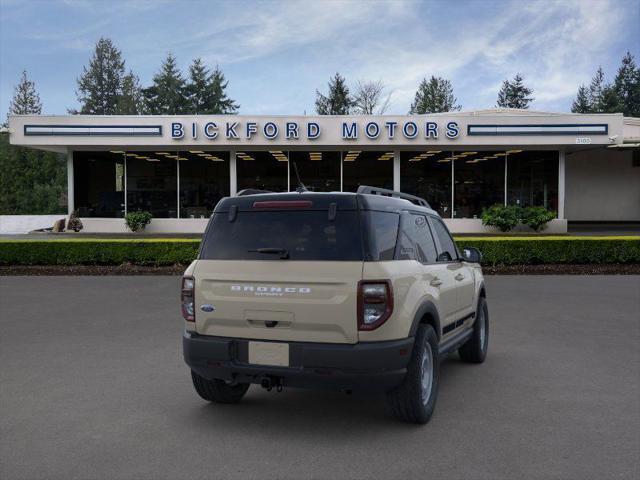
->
[[170, 120, 462, 141], [576, 137, 592, 144]]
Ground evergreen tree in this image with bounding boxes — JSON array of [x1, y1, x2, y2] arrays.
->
[[613, 51, 640, 117], [143, 53, 188, 114], [1, 72, 65, 214], [571, 85, 591, 113], [587, 66, 607, 112], [409, 76, 460, 114], [186, 58, 209, 114], [207, 65, 239, 114], [75, 37, 126, 114], [496, 73, 534, 109], [9, 70, 42, 116], [116, 71, 144, 115], [315, 73, 353, 115], [185, 59, 239, 114]]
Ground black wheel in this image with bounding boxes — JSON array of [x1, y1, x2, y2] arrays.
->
[[459, 297, 489, 363], [191, 371, 250, 404], [387, 325, 440, 424]]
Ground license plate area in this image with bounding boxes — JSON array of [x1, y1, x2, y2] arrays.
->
[[248, 341, 289, 367]]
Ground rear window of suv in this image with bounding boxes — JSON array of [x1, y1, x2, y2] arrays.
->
[[200, 210, 364, 261]]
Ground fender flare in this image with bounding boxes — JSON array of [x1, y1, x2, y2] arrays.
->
[[409, 300, 442, 339]]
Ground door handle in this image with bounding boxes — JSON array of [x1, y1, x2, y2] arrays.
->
[[430, 278, 443, 287], [455, 273, 465, 281]]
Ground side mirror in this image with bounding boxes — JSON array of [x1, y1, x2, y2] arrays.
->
[[462, 247, 482, 264]]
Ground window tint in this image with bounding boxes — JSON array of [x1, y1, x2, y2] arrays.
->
[[363, 211, 399, 261], [200, 211, 363, 261], [431, 217, 458, 262], [398, 213, 437, 263]]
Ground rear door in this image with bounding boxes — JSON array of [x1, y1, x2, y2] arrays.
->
[[194, 206, 363, 344], [399, 212, 458, 327], [429, 216, 476, 319]]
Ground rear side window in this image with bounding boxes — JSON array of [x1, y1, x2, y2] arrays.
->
[[362, 211, 399, 261], [397, 213, 437, 263], [430, 217, 458, 261], [200, 211, 363, 261]]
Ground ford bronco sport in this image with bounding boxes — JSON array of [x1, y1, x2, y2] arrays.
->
[[182, 186, 488, 424]]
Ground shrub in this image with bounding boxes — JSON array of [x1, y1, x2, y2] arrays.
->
[[521, 206, 556, 232], [481, 205, 520, 232], [0, 239, 201, 266], [456, 237, 640, 266], [0, 237, 638, 267], [125, 211, 153, 232], [66, 210, 83, 232]]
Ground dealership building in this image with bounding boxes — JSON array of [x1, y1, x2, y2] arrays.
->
[[8, 109, 640, 233]]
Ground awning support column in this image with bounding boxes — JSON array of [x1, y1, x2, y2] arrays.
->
[[67, 149, 74, 216], [393, 150, 400, 191], [229, 150, 237, 196], [558, 149, 565, 219]]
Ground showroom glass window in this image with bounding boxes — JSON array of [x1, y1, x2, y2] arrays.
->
[[178, 151, 230, 218], [507, 150, 558, 213], [126, 152, 177, 218], [342, 150, 394, 192], [401, 151, 453, 217], [288, 151, 340, 192], [73, 151, 125, 217], [453, 151, 505, 218], [236, 151, 288, 192]]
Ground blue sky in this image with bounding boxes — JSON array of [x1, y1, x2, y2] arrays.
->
[[1, 0, 638, 117]]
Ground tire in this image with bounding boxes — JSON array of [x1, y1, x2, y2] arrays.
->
[[387, 325, 440, 424], [191, 371, 250, 404], [459, 297, 489, 363]]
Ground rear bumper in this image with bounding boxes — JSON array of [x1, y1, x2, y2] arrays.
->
[[183, 331, 414, 392]]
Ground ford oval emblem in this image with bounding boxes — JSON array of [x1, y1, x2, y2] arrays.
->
[[200, 304, 215, 312]]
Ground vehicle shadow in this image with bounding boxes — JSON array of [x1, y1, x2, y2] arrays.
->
[[181, 355, 471, 435]]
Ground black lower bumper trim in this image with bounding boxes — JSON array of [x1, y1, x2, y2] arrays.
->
[[183, 332, 414, 392]]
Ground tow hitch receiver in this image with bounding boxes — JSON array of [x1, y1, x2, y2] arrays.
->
[[260, 376, 284, 392]]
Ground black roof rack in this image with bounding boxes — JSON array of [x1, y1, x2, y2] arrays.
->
[[236, 189, 274, 196], [357, 185, 431, 208]]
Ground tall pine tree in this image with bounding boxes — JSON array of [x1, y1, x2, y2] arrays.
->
[[1, 72, 66, 215], [315, 73, 353, 115], [496, 74, 534, 109], [116, 71, 144, 115], [143, 53, 188, 114], [8, 70, 42, 117], [185, 59, 239, 114], [409, 76, 460, 114], [571, 85, 591, 113], [75, 38, 126, 114], [207, 65, 239, 114], [613, 51, 640, 117]]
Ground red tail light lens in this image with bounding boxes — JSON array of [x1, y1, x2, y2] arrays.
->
[[358, 280, 393, 331], [181, 276, 195, 322]]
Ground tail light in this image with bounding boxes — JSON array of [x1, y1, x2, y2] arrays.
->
[[181, 276, 195, 322], [358, 280, 393, 331]]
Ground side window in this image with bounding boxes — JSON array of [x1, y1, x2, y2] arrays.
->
[[396, 213, 437, 263], [364, 211, 399, 261], [430, 217, 458, 262]]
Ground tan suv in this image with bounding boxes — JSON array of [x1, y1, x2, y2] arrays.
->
[[182, 186, 488, 424]]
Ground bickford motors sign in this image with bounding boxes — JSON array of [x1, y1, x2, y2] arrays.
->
[[171, 119, 461, 141]]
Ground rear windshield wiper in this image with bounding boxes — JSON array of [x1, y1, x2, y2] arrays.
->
[[248, 247, 290, 259]]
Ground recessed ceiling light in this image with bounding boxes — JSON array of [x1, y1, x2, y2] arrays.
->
[[110, 150, 125, 154]]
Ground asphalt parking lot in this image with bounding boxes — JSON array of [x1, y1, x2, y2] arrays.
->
[[1, 275, 639, 480]]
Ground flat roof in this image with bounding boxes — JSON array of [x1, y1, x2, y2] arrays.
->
[[7, 109, 634, 153]]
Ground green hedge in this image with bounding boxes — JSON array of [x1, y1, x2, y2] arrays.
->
[[0, 239, 201, 266], [456, 237, 640, 266], [0, 237, 639, 266]]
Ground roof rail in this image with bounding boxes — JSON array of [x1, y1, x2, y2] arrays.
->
[[236, 189, 274, 196], [356, 185, 431, 208]]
